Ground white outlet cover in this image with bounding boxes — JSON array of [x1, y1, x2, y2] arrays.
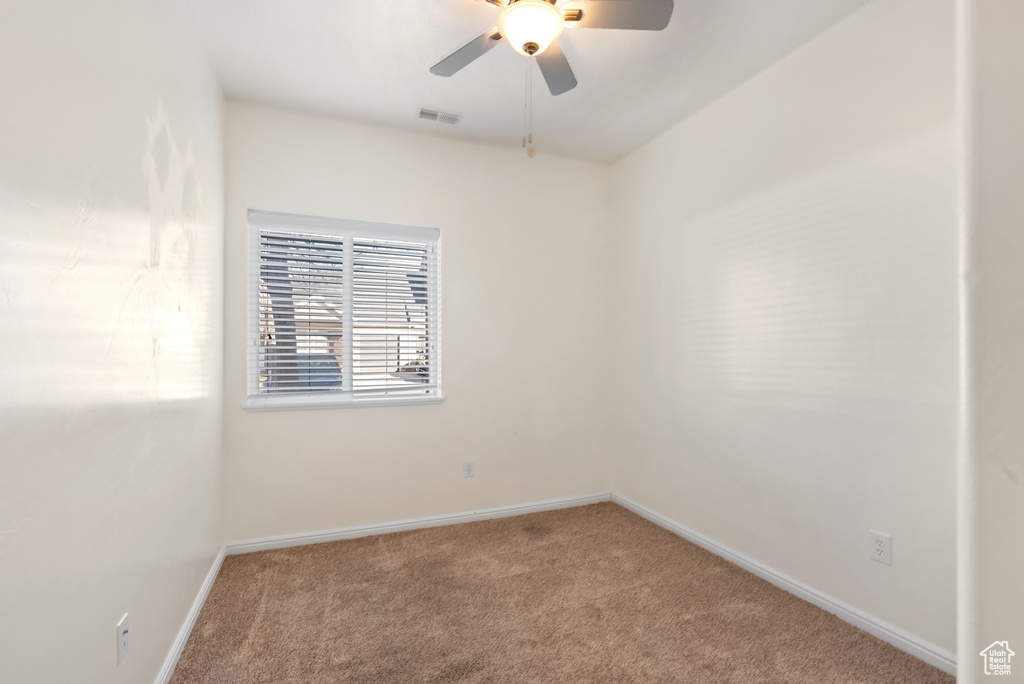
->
[[870, 530, 892, 566], [463, 460, 474, 478], [116, 613, 130, 665]]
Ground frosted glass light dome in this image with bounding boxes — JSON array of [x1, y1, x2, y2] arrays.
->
[[498, 0, 565, 56]]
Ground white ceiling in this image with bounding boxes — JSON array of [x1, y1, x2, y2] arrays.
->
[[186, 0, 872, 162]]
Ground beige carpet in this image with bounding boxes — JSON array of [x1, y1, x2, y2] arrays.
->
[[170, 503, 953, 683]]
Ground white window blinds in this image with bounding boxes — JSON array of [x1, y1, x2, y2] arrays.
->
[[257, 231, 346, 394], [246, 210, 441, 410]]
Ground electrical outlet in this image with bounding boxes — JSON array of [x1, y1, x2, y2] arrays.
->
[[463, 460, 474, 478], [870, 530, 892, 566], [115, 613, 130, 665]]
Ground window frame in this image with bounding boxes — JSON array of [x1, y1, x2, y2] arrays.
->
[[242, 209, 443, 411]]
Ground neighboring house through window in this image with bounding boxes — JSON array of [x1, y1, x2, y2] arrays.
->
[[244, 209, 441, 410]]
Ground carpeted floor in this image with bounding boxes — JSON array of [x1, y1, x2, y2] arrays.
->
[[170, 502, 953, 683]]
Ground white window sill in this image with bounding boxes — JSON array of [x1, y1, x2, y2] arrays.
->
[[241, 394, 444, 412]]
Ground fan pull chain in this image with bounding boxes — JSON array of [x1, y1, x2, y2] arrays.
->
[[523, 55, 535, 158]]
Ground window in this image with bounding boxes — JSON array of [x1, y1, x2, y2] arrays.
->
[[244, 210, 441, 410]]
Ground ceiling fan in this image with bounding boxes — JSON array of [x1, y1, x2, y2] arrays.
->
[[430, 0, 674, 96]]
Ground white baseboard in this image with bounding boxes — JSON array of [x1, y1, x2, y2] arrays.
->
[[153, 544, 227, 684], [610, 493, 957, 676], [225, 491, 614, 555]]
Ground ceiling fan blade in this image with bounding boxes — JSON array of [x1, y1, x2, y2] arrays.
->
[[536, 39, 577, 96], [562, 0, 673, 31], [430, 27, 502, 77]]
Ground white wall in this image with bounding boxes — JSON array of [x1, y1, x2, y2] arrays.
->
[[0, 1, 224, 683], [957, 1, 1024, 680], [222, 102, 612, 541], [609, 0, 957, 654]]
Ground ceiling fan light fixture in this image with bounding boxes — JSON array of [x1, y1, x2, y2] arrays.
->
[[497, 0, 564, 57]]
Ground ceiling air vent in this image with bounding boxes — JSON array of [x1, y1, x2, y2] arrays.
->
[[418, 108, 463, 125]]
